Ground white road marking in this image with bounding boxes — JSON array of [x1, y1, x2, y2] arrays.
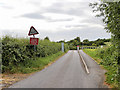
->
[[78, 51, 90, 74]]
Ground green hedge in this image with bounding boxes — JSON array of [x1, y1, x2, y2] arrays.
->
[[83, 47, 119, 88], [2, 36, 69, 73], [97, 46, 119, 88]]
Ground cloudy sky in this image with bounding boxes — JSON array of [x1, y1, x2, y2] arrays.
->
[[0, 0, 111, 41]]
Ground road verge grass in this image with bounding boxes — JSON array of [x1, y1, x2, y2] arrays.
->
[[2, 51, 68, 88], [83, 48, 119, 89], [2, 36, 69, 73], [5, 51, 67, 74]]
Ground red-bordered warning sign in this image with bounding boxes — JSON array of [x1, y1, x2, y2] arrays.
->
[[28, 26, 39, 36], [30, 37, 39, 45]]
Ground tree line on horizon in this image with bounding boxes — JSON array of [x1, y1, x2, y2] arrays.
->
[[57, 37, 111, 49]]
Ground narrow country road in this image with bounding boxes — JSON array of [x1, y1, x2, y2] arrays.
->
[[9, 50, 106, 88]]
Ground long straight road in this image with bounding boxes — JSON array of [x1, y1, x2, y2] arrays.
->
[[9, 50, 106, 88]]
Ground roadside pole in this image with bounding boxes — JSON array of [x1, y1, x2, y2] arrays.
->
[[33, 35, 36, 51], [62, 42, 64, 52], [77, 45, 79, 51]]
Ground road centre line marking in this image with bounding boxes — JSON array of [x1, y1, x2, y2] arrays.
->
[[78, 51, 90, 74]]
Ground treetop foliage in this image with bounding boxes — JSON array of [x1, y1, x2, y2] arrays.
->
[[44, 36, 50, 41], [89, 1, 120, 45]]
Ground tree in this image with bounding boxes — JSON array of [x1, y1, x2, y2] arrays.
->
[[92, 43, 97, 46], [82, 39, 89, 46], [83, 39, 89, 43], [44, 36, 50, 41], [74, 37, 81, 42], [96, 41, 105, 46], [90, 1, 120, 87], [58, 40, 65, 43], [89, 1, 120, 46]]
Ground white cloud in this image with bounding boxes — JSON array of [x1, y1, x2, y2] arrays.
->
[[0, 0, 111, 41]]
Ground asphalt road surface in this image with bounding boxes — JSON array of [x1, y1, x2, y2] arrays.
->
[[9, 50, 106, 88]]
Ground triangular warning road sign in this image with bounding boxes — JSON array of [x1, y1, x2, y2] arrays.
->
[[28, 26, 39, 36]]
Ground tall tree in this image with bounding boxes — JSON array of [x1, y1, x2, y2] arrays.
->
[[89, 1, 120, 45], [74, 37, 81, 42], [83, 39, 89, 43]]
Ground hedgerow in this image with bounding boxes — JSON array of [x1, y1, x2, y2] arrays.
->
[[2, 36, 68, 73], [83, 46, 119, 88], [97, 46, 119, 88]]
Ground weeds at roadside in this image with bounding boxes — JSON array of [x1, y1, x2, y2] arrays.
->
[[83, 46, 119, 88]]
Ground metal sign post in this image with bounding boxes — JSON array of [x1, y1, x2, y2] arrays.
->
[[33, 35, 36, 51], [62, 43, 64, 52]]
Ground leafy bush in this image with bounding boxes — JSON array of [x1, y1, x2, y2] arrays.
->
[[2, 36, 69, 73], [69, 46, 77, 50], [96, 46, 119, 88], [83, 46, 119, 88]]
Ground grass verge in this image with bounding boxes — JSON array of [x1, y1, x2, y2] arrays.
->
[[2, 51, 68, 88], [82, 49, 119, 89], [3, 51, 68, 74], [12, 51, 67, 74]]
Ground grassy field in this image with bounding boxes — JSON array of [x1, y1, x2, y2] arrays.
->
[[83, 49, 101, 64], [104, 42, 111, 46]]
